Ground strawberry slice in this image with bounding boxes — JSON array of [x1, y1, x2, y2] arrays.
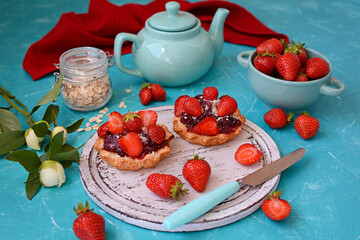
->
[[262, 190, 291, 221], [183, 97, 202, 117], [119, 132, 143, 157], [147, 125, 166, 144], [97, 122, 109, 138], [218, 96, 238, 117], [174, 95, 190, 117], [193, 117, 219, 136], [138, 110, 157, 127], [235, 143, 263, 165], [107, 111, 124, 134]]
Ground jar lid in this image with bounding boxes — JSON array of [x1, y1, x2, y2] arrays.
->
[[59, 47, 108, 76], [148, 1, 197, 32]]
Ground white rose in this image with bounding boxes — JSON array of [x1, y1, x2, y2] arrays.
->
[[39, 160, 66, 187], [50, 126, 68, 145]]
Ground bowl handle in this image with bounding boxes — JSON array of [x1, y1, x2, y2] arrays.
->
[[320, 76, 346, 96], [114, 33, 143, 77], [237, 50, 253, 68]]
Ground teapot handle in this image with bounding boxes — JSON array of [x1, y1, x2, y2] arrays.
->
[[114, 33, 143, 77]]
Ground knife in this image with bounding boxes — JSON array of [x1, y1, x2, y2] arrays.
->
[[163, 148, 306, 230]]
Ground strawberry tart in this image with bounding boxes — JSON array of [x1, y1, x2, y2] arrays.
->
[[173, 87, 246, 146], [94, 110, 174, 170]]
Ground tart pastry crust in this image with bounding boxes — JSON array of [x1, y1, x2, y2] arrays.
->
[[173, 109, 246, 146], [94, 124, 174, 170]]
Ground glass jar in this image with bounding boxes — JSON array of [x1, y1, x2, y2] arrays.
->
[[54, 47, 113, 111]]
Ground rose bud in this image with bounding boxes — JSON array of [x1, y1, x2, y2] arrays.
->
[[39, 160, 66, 187]]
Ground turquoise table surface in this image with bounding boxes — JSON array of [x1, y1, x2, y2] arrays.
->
[[1, 0, 359, 239]]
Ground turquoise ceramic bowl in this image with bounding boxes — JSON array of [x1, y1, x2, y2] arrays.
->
[[237, 48, 345, 110]]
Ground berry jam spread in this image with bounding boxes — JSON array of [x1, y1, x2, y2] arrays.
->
[[102, 130, 170, 159], [180, 95, 241, 134]]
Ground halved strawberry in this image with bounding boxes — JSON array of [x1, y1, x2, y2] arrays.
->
[[217, 96, 238, 117], [97, 122, 109, 138], [119, 132, 143, 157], [107, 111, 124, 134], [138, 110, 157, 127], [147, 125, 166, 144], [262, 190, 291, 221], [183, 97, 202, 117], [174, 95, 190, 117], [235, 143, 263, 165], [193, 117, 219, 136], [123, 111, 142, 133], [202, 87, 219, 100]]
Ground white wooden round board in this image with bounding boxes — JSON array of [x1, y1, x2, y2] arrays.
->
[[79, 105, 280, 232]]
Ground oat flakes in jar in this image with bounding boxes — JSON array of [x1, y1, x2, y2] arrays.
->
[[54, 47, 113, 111]]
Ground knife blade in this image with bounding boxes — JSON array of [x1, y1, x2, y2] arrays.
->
[[163, 148, 305, 230]]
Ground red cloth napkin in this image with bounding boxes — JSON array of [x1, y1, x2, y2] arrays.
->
[[23, 0, 288, 80]]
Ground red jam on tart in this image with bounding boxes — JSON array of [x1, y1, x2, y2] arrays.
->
[[173, 87, 246, 146], [94, 110, 174, 170]]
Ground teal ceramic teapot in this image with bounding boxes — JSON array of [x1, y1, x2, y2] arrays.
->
[[114, 1, 229, 87]]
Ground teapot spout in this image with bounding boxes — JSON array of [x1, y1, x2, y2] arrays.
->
[[208, 8, 229, 60]]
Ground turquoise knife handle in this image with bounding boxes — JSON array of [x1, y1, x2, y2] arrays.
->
[[163, 180, 241, 230]]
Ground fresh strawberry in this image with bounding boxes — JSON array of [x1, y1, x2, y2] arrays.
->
[[139, 87, 153, 106], [119, 132, 143, 157], [183, 97, 202, 117], [284, 41, 307, 67], [150, 83, 166, 101], [254, 50, 277, 76], [217, 95, 238, 117], [295, 72, 309, 82], [174, 95, 190, 117], [262, 190, 291, 221], [276, 53, 301, 81], [305, 57, 329, 79], [294, 111, 320, 139], [97, 122, 109, 138], [138, 110, 157, 127], [123, 110, 142, 133], [264, 108, 293, 129], [203, 87, 219, 100], [73, 201, 105, 240], [182, 154, 211, 192], [193, 116, 219, 136], [107, 111, 124, 134], [256, 38, 284, 55], [235, 143, 263, 165], [147, 125, 166, 144], [146, 173, 188, 200]]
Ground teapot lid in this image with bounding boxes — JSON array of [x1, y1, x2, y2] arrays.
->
[[148, 1, 197, 32]]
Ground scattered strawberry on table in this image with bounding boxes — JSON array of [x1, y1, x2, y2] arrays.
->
[[73, 201, 105, 240], [146, 173, 188, 200], [262, 190, 291, 221], [264, 108, 293, 129], [254, 38, 329, 81], [139, 82, 166, 105], [182, 154, 211, 192], [294, 111, 320, 139], [235, 143, 263, 165]]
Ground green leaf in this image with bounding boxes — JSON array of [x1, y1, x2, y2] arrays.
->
[[0, 109, 22, 131], [32, 121, 50, 138], [40, 152, 48, 163], [47, 131, 63, 159], [30, 77, 62, 115], [66, 118, 85, 133], [42, 104, 59, 126], [0, 130, 26, 155], [25, 114, 33, 127], [5, 149, 41, 172], [25, 171, 41, 200], [52, 143, 84, 168]]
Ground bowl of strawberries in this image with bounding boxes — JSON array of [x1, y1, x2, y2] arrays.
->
[[237, 38, 345, 110]]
